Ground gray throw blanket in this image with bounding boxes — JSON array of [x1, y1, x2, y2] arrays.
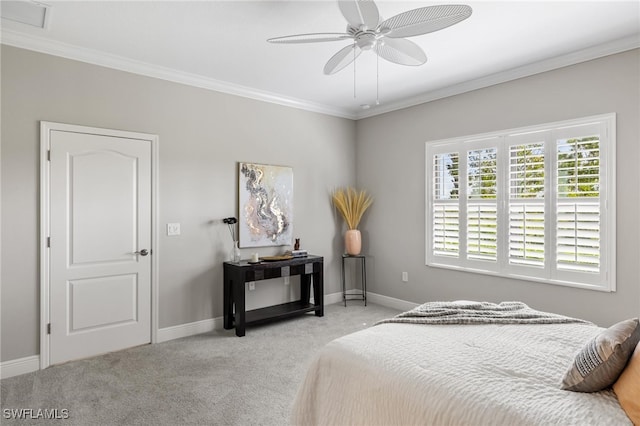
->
[[375, 301, 592, 326]]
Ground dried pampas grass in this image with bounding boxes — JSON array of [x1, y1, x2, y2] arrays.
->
[[332, 187, 373, 230]]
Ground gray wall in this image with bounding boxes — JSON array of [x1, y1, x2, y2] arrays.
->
[[2, 44, 638, 364], [1, 45, 356, 362], [356, 49, 640, 327]]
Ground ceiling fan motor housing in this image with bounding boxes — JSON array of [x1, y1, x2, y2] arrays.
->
[[349, 25, 390, 50], [354, 31, 377, 50]]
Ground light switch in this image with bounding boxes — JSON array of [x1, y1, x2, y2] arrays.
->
[[167, 223, 181, 236]]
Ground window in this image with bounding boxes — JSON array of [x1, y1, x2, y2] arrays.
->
[[425, 114, 615, 291]]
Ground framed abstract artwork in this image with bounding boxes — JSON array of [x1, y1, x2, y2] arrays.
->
[[238, 162, 293, 248]]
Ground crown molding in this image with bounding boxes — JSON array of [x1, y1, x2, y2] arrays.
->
[[0, 28, 358, 120], [2, 28, 637, 121], [356, 35, 640, 119]]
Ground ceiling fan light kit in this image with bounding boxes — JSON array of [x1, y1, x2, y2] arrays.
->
[[267, 0, 472, 76]]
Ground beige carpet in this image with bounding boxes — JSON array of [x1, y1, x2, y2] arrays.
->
[[1, 303, 399, 425]]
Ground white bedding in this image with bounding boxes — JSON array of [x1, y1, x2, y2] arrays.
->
[[291, 321, 631, 425]]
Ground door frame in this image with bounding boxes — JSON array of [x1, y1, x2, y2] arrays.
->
[[39, 121, 159, 369]]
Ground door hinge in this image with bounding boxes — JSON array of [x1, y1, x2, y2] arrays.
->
[[47, 150, 51, 161], [47, 237, 51, 248], [47, 323, 51, 334]]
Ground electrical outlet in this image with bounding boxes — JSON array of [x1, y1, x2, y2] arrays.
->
[[284, 277, 290, 285], [248, 282, 255, 291], [402, 272, 409, 282], [167, 223, 181, 236]]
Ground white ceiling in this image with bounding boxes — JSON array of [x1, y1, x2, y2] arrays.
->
[[2, 1, 639, 119]]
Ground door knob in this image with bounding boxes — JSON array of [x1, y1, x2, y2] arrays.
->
[[134, 249, 149, 256]]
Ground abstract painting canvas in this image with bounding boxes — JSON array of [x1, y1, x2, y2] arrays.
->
[[238, 162, 293, 247]]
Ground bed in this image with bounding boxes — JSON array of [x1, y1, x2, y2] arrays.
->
[[291, 301, 637, 426]]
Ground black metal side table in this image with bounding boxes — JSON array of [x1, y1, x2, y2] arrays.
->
[[341, 254, 367, 306]]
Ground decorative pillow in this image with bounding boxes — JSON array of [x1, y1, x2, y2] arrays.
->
[[613, 342, 640, 425], [561, 318, 640, 392]]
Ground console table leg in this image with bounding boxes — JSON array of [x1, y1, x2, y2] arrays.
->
[[301, 274, 310, 305], [223, 278, 233, 330], [314, 270, 324, 317], [234, 281, 246, 337]]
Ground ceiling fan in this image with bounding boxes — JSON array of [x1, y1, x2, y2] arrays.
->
[[267, 0, 472, 75]]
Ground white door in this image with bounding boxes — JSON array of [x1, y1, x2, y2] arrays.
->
[[47, 125, 153, 365]]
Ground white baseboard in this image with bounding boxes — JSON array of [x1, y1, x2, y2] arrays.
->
[[157, 317, 224, 343], [366, 292, 419, 311], [0, 355, 40, 379], [324, 290, 417, 312], [324, 291, 344, 305]]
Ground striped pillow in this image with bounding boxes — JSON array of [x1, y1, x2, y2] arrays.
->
[[561, 318, 640, 392]]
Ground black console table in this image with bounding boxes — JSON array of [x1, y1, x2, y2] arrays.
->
[[223, 255, 324, 337]]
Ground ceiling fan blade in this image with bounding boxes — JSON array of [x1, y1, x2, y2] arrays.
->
[[338, 0, 380, 30], [267, 33, 353, 44], [376, 37, 427, 66], [324, 43, 362, 75], [381, 4, 472, 39]]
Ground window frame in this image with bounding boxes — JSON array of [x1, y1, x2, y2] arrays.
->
[[425, 113, 616, 292]]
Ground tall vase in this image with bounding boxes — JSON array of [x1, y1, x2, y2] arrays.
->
[[231, 241, 241, 262], [345, 229, 362, 255]]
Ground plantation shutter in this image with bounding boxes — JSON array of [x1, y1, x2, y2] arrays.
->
[[506, 135, 546, 268], [432, 152, 460, 258], [554, 125, 603, 277], [466, 147, 498, 262]]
